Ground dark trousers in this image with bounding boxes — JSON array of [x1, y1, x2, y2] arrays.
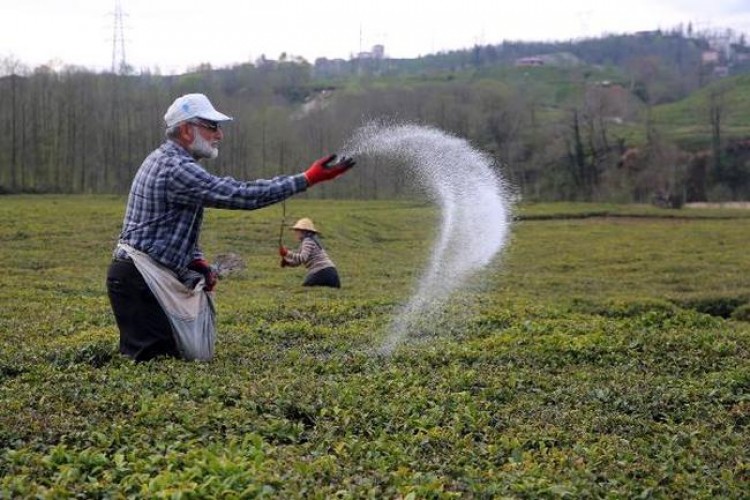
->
[[303, 267, 341, 288], [106, 259, 179, 361]]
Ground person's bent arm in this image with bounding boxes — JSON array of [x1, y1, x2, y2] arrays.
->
[[283, 239, 315, 267]]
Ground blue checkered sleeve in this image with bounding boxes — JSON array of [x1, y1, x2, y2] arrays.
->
[[170, 159, 307, 210]]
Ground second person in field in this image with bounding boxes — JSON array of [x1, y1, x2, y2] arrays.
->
[[279, 218, 341, 288]]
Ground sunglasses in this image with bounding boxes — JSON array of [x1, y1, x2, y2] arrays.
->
[[189, 119, 220, 132]]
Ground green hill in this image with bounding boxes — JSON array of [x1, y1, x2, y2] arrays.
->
[[651, 74, 750, 149]]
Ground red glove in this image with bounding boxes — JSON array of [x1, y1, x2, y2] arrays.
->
[[279, 245, 289, 257], [188, 258, 218, 291], [303, 154, 355, 186]]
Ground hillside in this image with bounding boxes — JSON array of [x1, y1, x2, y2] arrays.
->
[[651, 74, 750, 148], [1, 29, 750, 202]]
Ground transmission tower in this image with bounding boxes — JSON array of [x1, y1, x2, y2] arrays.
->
[[111, 0, 128, 73]]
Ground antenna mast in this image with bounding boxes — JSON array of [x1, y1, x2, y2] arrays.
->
[[111, 0, 127, 73]]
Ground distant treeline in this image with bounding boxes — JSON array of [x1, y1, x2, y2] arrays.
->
[[1, 29, 749, 202]]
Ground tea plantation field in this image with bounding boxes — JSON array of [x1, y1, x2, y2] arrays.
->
[[1, 196, 749, 497]]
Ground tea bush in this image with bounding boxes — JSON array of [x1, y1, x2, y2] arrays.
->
[[1, 196, 749, 497]]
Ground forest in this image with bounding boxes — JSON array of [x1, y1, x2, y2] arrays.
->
[[1, 27, 750, 203]]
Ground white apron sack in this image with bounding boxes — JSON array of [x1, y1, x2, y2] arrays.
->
[[117, 244, 216, 361]]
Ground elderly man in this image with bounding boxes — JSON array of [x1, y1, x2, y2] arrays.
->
[[107, 93, 354, 361]]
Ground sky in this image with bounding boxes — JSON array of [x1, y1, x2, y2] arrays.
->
[[2, 0, 750, 74]]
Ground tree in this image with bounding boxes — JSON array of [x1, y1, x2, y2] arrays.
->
[[707, 81, 734, 195]]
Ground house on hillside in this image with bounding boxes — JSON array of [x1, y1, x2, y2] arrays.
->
[[702, 50, 720, 64], [356, 45, 385, 60], [515, 57, 544, 67], [731, 43, 750, 64], [713, 66, 730, 78]]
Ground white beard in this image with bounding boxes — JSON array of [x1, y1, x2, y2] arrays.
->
[[190, 129, 219, 159]]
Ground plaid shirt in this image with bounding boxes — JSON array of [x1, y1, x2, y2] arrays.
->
[[115, 140, 308, 271]]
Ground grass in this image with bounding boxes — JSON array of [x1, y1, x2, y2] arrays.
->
[[1, 195, 749, 497]]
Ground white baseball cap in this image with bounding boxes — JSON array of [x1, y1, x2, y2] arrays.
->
[[164, 93, 233, 128]]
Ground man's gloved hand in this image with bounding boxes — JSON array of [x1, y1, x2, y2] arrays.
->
[[303, 154, 356, 186], [280, 257, 288, 268], [187, 258, 218, 291], [279, 245, 289, 257]]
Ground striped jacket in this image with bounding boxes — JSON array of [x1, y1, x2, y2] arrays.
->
[[283, 237, 336, 275]]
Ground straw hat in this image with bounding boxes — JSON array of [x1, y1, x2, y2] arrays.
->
[[291, 217, 318, 233]]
